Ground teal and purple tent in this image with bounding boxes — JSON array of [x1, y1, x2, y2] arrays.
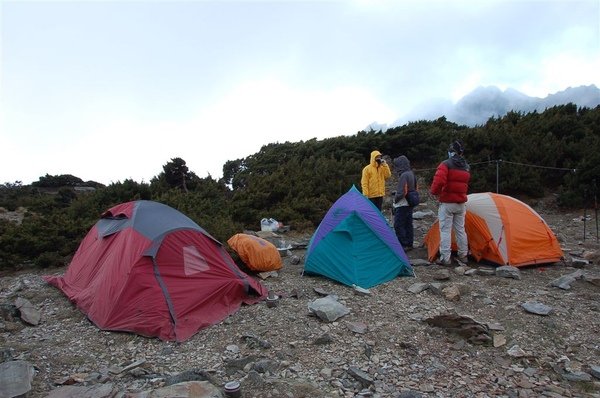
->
[[304, 186, 414, 289]]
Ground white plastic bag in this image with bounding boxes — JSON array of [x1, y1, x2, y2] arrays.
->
[[260, 218, 279, 232]]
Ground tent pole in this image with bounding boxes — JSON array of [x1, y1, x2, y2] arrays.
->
[[594, 179, 599, 243], [496, 160, 500, 193], [583, 188, 587, 241]]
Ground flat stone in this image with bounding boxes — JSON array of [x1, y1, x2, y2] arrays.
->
[[570, 257, 589, 268], [308, 296, 350, 322], [346, 321, 368, 334], [563, 370, 592, 382], [433, 270, 451, 280], [589, 364, 600, 379], [507, 345, 527, 358], [476, 267, 496, 276], [487, 322, 505, 331], [521, 301, 552, 316], [493, 333, 507, 347], [347, 366, 373, 387], [45, 384, 117, 398], [407, 283, 429, 294], [410, 259, 430, 267], [0, 360, 35, 398], [496, 266, 521, 280], [550, 270, 584, 289]]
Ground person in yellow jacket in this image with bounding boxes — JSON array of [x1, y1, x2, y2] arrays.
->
[[361, 150, 391, 210]]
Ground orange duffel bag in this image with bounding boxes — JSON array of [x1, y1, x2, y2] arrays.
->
[[227, 233, 283, 272]]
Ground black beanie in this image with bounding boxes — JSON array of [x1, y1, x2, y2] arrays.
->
[[449, 140, 464, 155]]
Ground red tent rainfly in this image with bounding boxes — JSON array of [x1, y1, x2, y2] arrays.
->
[[44, 200, 267, 341]]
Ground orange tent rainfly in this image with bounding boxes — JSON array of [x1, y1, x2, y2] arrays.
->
[[424, 192, 563, 267]]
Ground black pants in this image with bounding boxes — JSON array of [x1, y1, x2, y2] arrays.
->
[[394, 205, 414, 248], [369, 196, 383, 210]]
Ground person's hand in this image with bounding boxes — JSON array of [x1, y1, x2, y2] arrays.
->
[[380, 159, 386, 165]]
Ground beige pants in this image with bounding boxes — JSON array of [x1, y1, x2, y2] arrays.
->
[[438, 202, 468, 262]]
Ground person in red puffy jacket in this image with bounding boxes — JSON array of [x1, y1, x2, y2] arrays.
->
[[430, 140, 471, 265]]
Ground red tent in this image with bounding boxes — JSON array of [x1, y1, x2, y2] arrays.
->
[[44, 200, 267, 341]]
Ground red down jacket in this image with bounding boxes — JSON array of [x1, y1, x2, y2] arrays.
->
[[430, 155, 470, 203]]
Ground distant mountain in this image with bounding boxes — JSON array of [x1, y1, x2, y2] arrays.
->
[[378, 84, 600, 129]]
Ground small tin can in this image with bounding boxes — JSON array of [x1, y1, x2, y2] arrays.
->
[[266, 295, 279, 308], [224, 380, 241, 398]]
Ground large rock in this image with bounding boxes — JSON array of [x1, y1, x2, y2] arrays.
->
[[44, 383, 117, 398], [424, 313, 491, 345], [14, 297, 41, 325], [521, 301, 553, 316], [0, 360, 35, 398], [407, 283, 429, 294], [550, 270, 584, 290], [307, 295, 350, 322], [496, 266, 521, 280]]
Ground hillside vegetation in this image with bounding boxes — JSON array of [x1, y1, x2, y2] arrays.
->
[[1, 104, 599, 270]]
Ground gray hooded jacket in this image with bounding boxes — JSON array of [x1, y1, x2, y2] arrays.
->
[[393, 155, 417, 207]]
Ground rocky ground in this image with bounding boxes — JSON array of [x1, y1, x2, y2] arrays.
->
[[1, 199, 600, 398]]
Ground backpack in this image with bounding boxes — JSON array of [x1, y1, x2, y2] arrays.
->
[[406, 190, 420, 207]]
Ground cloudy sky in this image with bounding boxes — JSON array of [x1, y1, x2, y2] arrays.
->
[[1, 0, 599, 185]]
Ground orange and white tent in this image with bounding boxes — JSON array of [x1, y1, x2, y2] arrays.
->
[[424, 192, 563, 267]]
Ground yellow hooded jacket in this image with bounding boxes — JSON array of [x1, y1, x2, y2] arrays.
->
[[361, 150, 391, 198]]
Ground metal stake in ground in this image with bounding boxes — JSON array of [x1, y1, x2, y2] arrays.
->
[[594, 179, 599, 243], [583, 187, 588, 241]]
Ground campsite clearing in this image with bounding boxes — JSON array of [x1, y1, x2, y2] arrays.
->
[[1, 202, 599, 397]]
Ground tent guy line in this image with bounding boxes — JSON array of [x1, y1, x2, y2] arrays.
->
[[413, 159, 578, 173]]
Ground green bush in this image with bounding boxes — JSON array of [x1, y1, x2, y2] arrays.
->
[[0, 104, 598, 270], [35, 252, 65, 268]]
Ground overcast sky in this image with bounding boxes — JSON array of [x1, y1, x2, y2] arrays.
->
[[1, 0, 599, 185]]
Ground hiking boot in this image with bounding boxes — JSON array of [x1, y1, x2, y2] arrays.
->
[[457, 256, 468, 264], [435, 257, 451, 266]]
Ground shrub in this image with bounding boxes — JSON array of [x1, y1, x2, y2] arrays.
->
[[35, 252, 65, 268]]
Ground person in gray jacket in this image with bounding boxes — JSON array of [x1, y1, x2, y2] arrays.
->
[[393, 155, 417, 251]]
